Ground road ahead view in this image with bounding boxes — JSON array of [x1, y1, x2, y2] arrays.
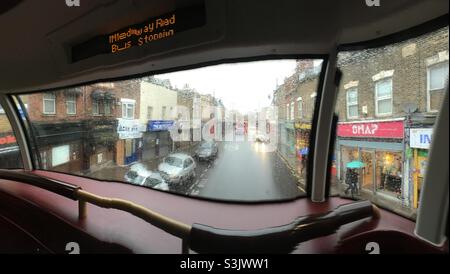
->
[[189, 141, 302, 200], [18, 59, 320, 202]]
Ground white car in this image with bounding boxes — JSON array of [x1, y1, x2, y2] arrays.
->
[[158, 153, 196, 188], [124, 164, 169, 191], [133, 170, 169, 191], [124, 163, 148, 183], [255, 134, 270, 143]]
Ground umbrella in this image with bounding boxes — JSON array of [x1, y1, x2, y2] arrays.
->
[[346, 161, 365, 169], [299, 147, 309, 155]]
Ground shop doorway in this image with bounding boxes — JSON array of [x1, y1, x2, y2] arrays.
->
[[361, 150, 375, 192]]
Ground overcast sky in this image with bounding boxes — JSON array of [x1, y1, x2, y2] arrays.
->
[[157, 60, 299, 113]]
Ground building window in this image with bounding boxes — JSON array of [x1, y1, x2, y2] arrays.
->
[[92, 100, 100, 115], [290, 102, 294, 121], [427, 61, 449, 112], [43, 93, 56, 114], [66, 95, 76, 115], [285, 104, 289, 120], [346, 88, 358, 119], [375, 78, 393, 116], [147, 106, 153, 120], [104, 101, 111, 115], [122, 102, 135, 119], [297, 97, 303, 119]]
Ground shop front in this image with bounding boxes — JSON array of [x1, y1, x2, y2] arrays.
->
[[337, 120, 405, 200], [143, 120, 174, 161], [294, 122, 311, 176], [116, 118, 144, 166], [408, 128, 433, 209], [87, 119, 117, 172], [0, 132, 21, 168]]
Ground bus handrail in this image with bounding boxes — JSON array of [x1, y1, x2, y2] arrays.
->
[[0, 169, 379, 254]]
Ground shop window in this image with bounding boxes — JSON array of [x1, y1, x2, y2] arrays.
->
[[375, 151, 402, 197], [346, 88, 358, 119], [340, 146, 359, 181], [43, 93, 56, 114], [375, 78, 393, 116], [427, 61, 449, 112], [66, 94, 76, 115]]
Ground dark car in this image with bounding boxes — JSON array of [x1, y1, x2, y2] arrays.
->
[[194, 141, 219, 161]]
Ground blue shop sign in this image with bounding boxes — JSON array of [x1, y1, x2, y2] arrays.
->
[[148, 120, 174, 132]]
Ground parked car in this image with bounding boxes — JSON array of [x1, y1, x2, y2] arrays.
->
[[255, 134, 270, 143], [158, 153, 196, 188], [133, 170, 169, 191], [124, 163, 148, 183], [194, 141, 219, 161]]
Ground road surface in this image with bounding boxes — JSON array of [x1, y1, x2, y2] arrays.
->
[[187, 141, 303, 201]]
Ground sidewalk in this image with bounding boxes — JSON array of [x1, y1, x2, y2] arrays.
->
[[276, 149, 306, 191]]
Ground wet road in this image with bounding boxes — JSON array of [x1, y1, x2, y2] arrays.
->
[[188, 141, 303, 201], [88, 140, 304, 201]]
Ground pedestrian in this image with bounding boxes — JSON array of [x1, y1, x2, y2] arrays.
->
[[300, 155, 307, 175], [344, 168, 359, 197]]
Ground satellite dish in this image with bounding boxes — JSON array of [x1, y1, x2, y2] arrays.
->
[[402, 103, 418, 114]]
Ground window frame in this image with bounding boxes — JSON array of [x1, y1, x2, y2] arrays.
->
[[122, 102, 135, 119], [42, 93, 56, 115], [290, 102, 295, 121], [427, 61, 449, 112], [375, 78, 393, 117], [346, 88, 359, 119], [65, 94, 77, 115], [92, 100, 100, 115], [296, 97, 303, 119], [104, 100, 111, 116]]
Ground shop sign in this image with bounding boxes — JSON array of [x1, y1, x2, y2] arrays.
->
[[337, 121, 404, 138], [294, 122, 311, 130], [0, 134, 17, 146], [409, 128, 433, 149], [117, 118, 144, 139], [148, 120, 175, 132]]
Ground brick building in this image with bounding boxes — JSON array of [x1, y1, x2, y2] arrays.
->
[[334, 26, 448, 217], [271, 27, 448, 216], [24, 80, 142, 174], [273, 60, 322, 187]]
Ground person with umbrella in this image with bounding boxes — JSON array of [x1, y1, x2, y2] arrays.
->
[[344, 161, 364, 197], [299, 147, 309, 175]]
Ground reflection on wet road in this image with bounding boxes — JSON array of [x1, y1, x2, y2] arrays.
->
[[189, 141, 303, 201]]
